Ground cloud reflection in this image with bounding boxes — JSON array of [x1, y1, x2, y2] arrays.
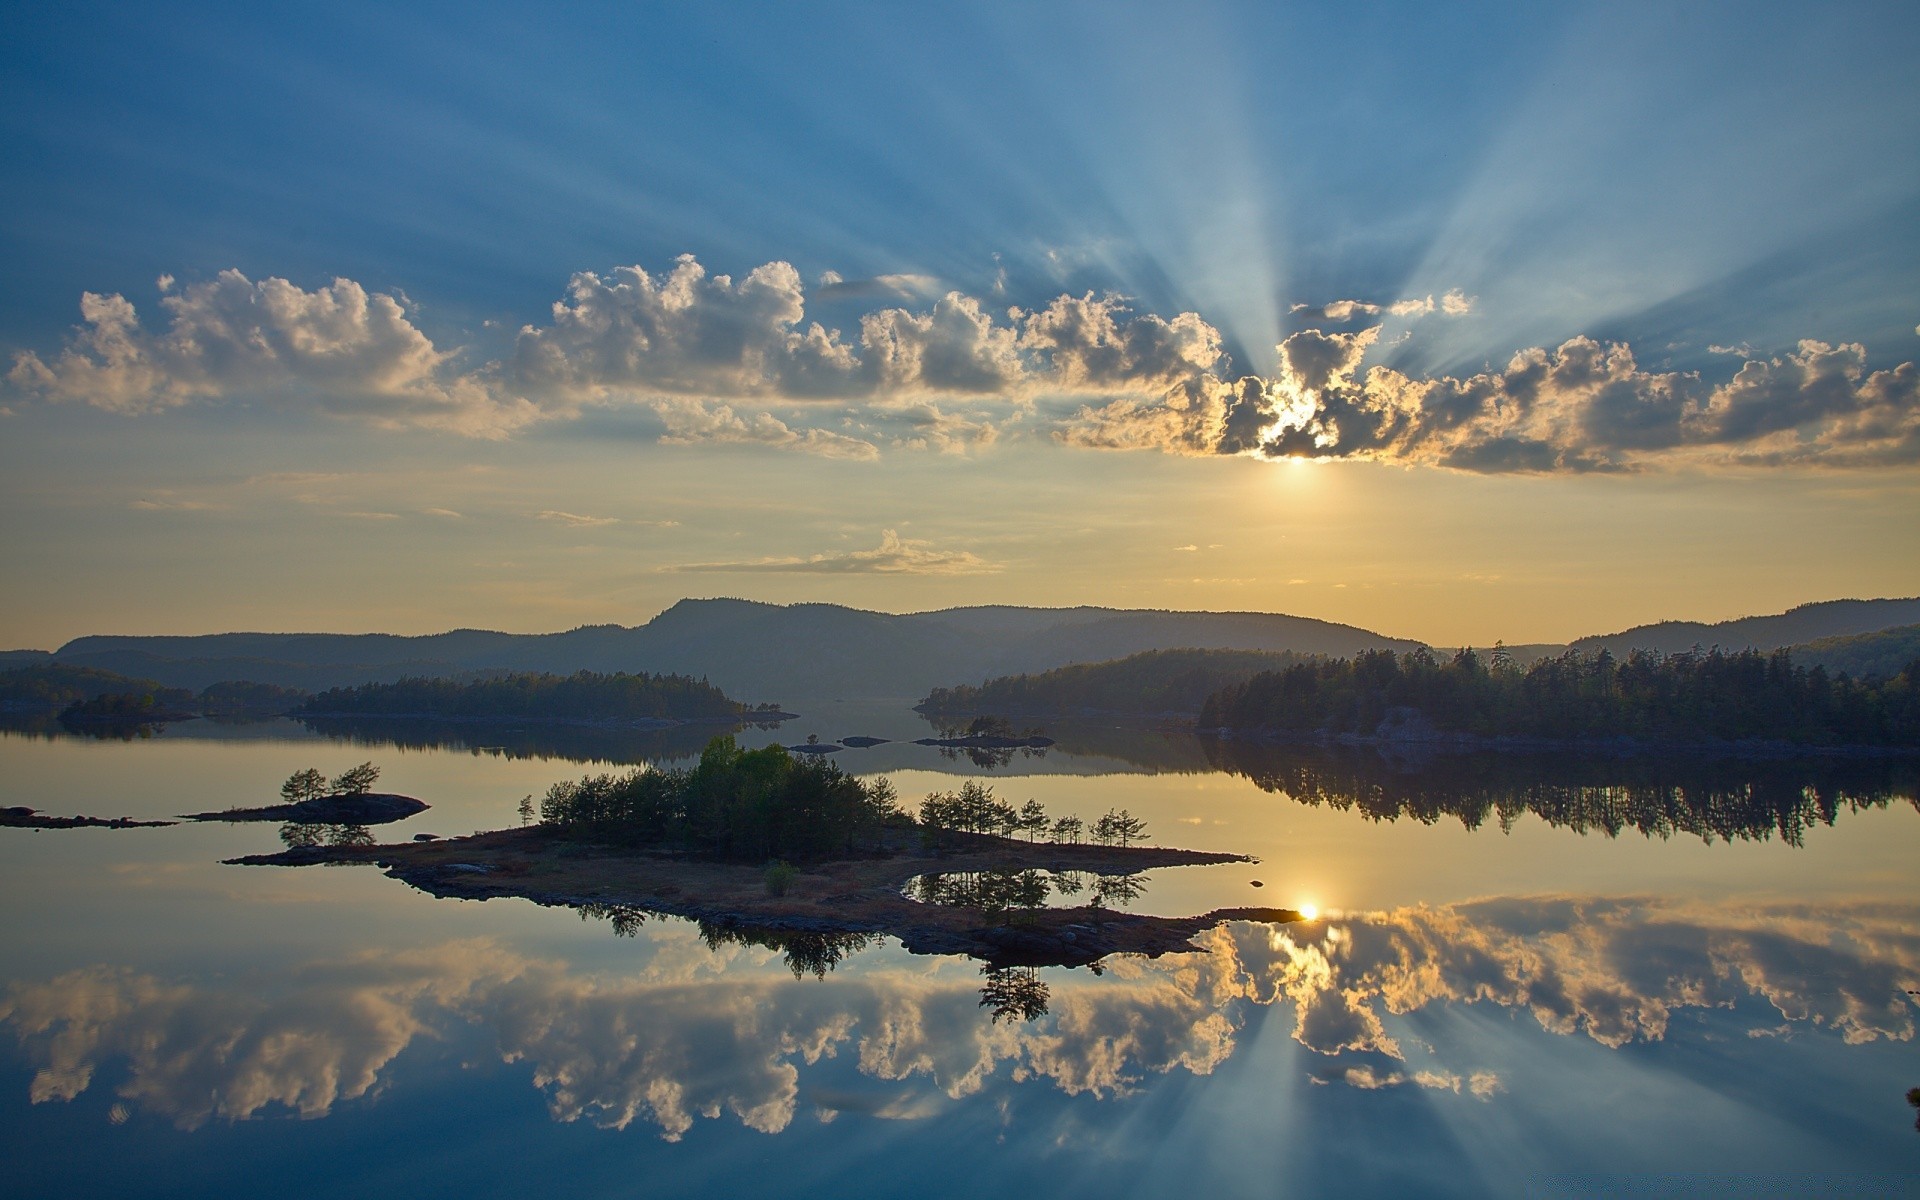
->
[[3, 896, 1914, 1139]]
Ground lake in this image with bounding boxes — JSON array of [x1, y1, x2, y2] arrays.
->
[[3, 704, 1917, 1198]]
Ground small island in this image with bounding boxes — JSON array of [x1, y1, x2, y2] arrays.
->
[[228, 738, 1294, 968]]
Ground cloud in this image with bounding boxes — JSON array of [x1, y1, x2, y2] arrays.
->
[[12, 257, 1915, 472], [652, 397, 879, 459], [669, 528, 998, 576], [128, 497, 221, 512], [814, 272, 943, 302], [535, 509, 619, 527], [1288, 290, 1475, 324], [1068, 330, 1920, 471], [8, 271, 536, 436], [5, 894, 1910, 1139]]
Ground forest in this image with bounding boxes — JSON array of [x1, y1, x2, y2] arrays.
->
[[535, 739, 1143, 865], [536, 736, 906, 860], [1198, 646, 1920, 747], [0, 664, 305, 720], [298, 669, 771, 724], [919, 647, 1311, 718]]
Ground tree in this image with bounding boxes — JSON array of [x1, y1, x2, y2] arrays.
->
[[329, 762, 381, 796], [1093, 807, 1147, 847], [1018, 798, 1048, 841], [517, 794, 535, 826], [280, 768, 328, 805], [1051, 814, 1084, 845]]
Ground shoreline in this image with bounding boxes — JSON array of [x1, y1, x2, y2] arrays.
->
[[296, 710, 799, 731], [1200, 726, 1920, 759], [226, 826, 1294, 967]]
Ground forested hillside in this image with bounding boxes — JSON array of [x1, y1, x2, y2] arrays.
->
[[1199, 647, 1920, 747], [919, 648, 1312, 717], [298, 670, 764, 724]]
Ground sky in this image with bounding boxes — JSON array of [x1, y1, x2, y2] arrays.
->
[[3, 0, 1918, 650]]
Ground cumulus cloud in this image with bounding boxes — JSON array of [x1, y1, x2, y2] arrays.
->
[[1070, 330, 1920, 471], [668, 528, 998, 575], [8, 271, 535, 436], [12, 258, 1916, 471], [5, 895, 1910, 1139]]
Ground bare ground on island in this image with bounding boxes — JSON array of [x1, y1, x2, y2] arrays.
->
[[226, 826, 1299, 967]]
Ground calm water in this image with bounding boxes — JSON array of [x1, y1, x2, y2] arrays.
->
[[3, 706, 1918, 1198]]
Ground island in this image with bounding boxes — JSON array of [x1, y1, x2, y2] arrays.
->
[[225, 738, 1296, 969], [1, 805, 174, 829]]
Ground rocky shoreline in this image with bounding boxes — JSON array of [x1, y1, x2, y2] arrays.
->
[[1, 805, 175, 829], [226, 826, 1295, 967]]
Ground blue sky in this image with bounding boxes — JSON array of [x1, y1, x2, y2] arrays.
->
[[3, 1, 1918, 645]]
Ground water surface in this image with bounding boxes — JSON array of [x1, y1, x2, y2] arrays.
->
[[3, 708, 1916, 1198]]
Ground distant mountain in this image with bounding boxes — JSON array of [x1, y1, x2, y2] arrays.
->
[[1786, 624, 1920, 680], [50, 599, 1422, 701], [1569, 598, 1920, 657]]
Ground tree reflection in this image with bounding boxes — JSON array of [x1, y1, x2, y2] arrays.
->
[[696, 923, 880, 980], [1090, 873, 1148, 909], [978, 964, 1050, 1022], [908, 868, 1150, 915], [278, 822, 374, 854], [1205, 739, 1920, 845], [579, 902, 649, 938]]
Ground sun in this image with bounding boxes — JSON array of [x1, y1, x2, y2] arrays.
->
[[1299, 903, 1319, 921]]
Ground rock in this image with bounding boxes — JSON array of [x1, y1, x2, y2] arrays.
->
[[1249, 880, 1263, 888], [4, 806, 35, 818], [840, 736, 889, 748], [413, 833, 440, 842], [443, 863, 491, 875]]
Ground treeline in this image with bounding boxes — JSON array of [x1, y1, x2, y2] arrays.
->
[[919, 648, 1312, 718], [1791, 623, 1920, 681], [0, 664, 307, 721], [299, 670, 769, 724], [534, 739, 1147, 863], [1199, 647, 1920, 747], [1204, 740, 1919, 846], [537, 737, 905, 860]]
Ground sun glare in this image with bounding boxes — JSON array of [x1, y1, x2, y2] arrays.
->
[[1299, 903, 1319, 921]]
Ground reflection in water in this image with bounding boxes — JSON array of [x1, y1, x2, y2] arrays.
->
[[6, 895, 1913, 1140], [1207, 740, 1920, 844], [0, 713, 166, 742], [278, 823, 374, 853], [696, 924, 882, 981], [298, 714, 768, 765], [907, 870, 1151, 913], [979, 965, 1049, 1021]]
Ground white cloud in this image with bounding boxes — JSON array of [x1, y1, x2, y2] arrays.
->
[[535, 509, 620, 528], [668, 528, 998, 575], [653, 397, 880, 460], [9, 257, 1912, 472], [7, 271, 536, 436]]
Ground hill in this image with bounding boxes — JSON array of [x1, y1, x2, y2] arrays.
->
[[918, 648, 1315, 718], [1786, 624, 1920, 680], [297, 670, 762, 725], [1571, 598, 1920, 657], [50, 600, 1421, 700]]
